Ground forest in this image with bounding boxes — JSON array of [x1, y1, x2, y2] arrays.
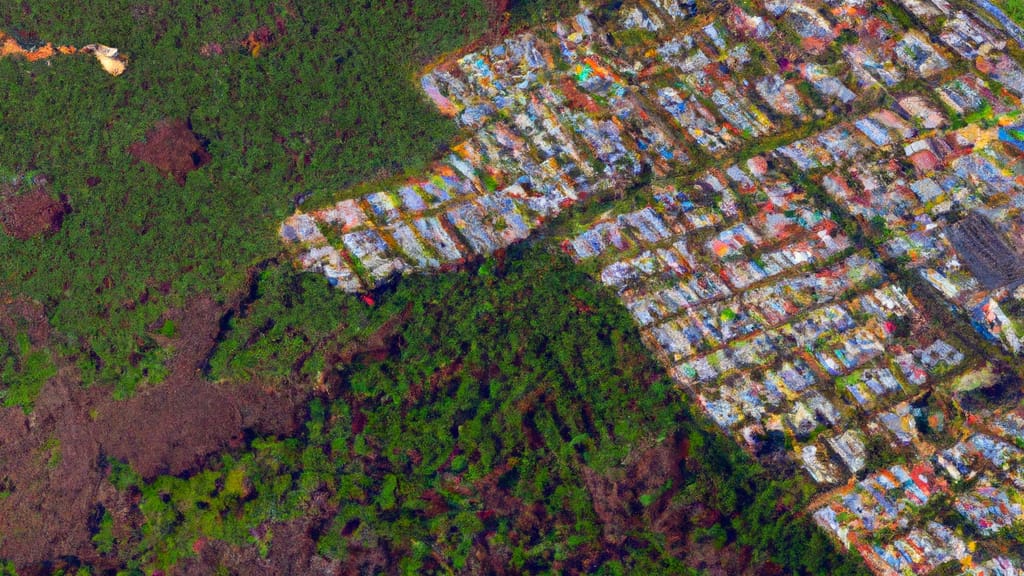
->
[[83, 247, 864, 574]]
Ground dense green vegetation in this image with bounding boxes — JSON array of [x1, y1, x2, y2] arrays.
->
[[0, 331, 57, 413], [92, 249, 864, 574], [0, 0, 514, 389], [1000, 0, 1024, 26], [508, 0, 582, 25], [206, 265, 371, 383]]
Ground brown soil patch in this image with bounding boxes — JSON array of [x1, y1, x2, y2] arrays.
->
[[0, 256, 414, 573], [575, 436, 769, 575], [0, 294, 307, 570], [0, 187, 68, 240], [127, 119, 211, 186], [94, 296, 308, 478], [581, 437, 685, 546], [0, 296, 50, 345]]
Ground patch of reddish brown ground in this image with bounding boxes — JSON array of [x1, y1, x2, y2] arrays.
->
[[581, 438, 686, 547], [0, 186, 68, 240], [127, 119, 211, 186], [575, 437, 769, 575], [0, 296, 50, 345], [0, 269, 425, 573], [0, 293, 307, 571]]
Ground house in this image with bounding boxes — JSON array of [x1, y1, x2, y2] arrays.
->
[[802, 444, 841, 484], [829, 430, 868, 473], [342, 229, 406, 284], [801, 62, 857, 104], [297, 246, 362, 292], [894, 31, 950, 77], [897, 96, 947, 129], [280, 213, 326, 245]]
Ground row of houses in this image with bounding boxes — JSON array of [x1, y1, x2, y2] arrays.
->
[[280, 0, 968, 290], [566, 147, 964, 486], [814, 405, 1024, 575], [280, 6, 708, 290]]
